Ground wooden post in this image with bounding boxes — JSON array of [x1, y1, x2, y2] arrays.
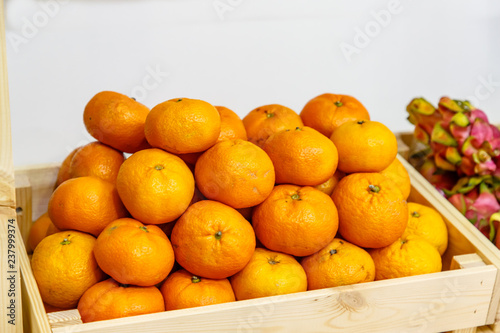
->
[[15, 175, 32, 252], [0, 0, 23, 331]]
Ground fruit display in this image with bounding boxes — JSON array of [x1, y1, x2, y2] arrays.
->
[[406, 97, 500, 242], [28, 91, 449, 324]]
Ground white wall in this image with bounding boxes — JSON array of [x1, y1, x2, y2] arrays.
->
[[5, 0, 500, 166]]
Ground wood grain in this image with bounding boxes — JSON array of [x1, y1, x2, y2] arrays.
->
[[452, 328, 478, 333], [449, 256, 484, 333], [19, 240, 51, 333], [477, 325, 495, 332], [48, 310, 82, 329], [451, 254, 487, 270], [15, 163, 59, 221], [15, 175, 32, 252], [0, 1, 22, 331], [13, 165, 59, 332], [46, 262, 495, 333], [0, 216, 23, 332], [14, 157, 500, 332], [401, 155, 500, 325], [0, 0, 14, 209]]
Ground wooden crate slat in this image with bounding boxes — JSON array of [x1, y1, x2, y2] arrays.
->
[[47, 264, 496, 333], [477, 325, 495, 333], [18, 226, 51, 333], [15, 163, 59, 222], [15, 175, 32, 252], [449, 255, 488, 333], [450, 253, 488, 270], [12, 168, 52, 332], [400, 155, 500, 325], [0, 216, 23, 332], [0, 0, 23, 332], [0, 0, 14, 208], [48, 309, 82, 328]]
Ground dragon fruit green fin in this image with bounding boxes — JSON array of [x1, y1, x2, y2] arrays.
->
[[489, 213, 500, 241], [435, 154, 457, 171], [450, 112, 470, 127], [414, 125, 430, 144], [445, 147, 462, 166], [438, 97, 463, 112], [407, 98, 436, 116], [431, 123, 458, 147]]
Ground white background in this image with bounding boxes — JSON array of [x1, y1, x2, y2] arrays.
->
[[5, 0, 500, 166]]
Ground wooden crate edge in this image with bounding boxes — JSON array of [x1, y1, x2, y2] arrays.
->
[[50, 262, 496, 333], [1, 1, 23, 332]]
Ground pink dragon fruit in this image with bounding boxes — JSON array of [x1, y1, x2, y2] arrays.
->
[[406, 96, 500, 243], [418, 159, 458, 194], [448, 180, 500, 240], [407, 97, 500, 177]]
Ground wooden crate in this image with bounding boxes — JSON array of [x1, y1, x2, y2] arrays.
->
[[5, 159, 500, 333], [2, 4, 500, 332], [397, 131, 500, 333], [1, 1, 22, 332]]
